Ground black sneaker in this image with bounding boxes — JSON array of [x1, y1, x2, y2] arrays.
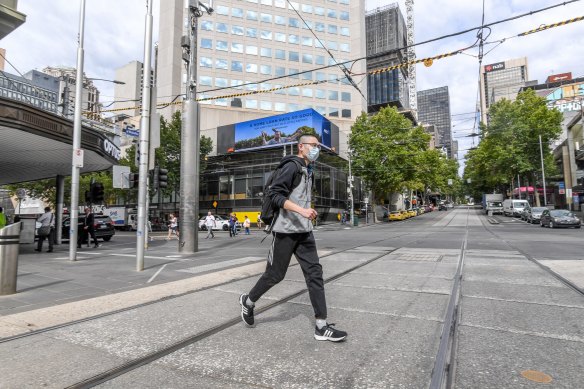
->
[[239, 294, 254, 327], [314, 323, 347, 342]]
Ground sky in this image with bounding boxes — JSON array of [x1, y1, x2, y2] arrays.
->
[[2, 0, 583, 172]]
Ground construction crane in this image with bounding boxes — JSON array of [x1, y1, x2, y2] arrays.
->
[[405, 0, 417, 118]]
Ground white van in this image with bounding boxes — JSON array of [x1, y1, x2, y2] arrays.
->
[[503, 199, 530, 217]]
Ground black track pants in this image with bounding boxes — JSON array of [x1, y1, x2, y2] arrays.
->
[[249, 231, 327, 319]]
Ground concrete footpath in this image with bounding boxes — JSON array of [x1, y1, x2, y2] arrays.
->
[[0, 243, 583, 387]]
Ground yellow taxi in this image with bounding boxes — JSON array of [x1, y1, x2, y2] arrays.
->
[[389, 211, 404, 221], [406, 209, 417, 218], [400, 210, 410, 219]]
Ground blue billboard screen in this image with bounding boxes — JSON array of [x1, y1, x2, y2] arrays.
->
[[232, 109, 333, 152]]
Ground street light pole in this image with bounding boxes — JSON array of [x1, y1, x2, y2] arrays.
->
[[539, 134, 547, 206], [69, 0, 86, 262], [136, 0, 153, 271], [348, 150, 354, 227]]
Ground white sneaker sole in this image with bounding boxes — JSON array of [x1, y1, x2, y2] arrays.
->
[[314, 334, 347, 342], [239, 294, 255, 327]]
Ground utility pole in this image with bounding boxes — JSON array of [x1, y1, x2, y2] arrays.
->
[[69, 0, 86, 262], [348, 150, 354, 227], [180, 0, 213, 253], [136, 0, 153, 271]]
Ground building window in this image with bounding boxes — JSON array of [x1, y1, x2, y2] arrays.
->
[[232, 8, 244, 17], [201, 21, 213, 31], [215, 78, 228, 87], [275, 67, 286, 76], [289, 51, 299, 61], [329, 90, 338, 100], [274, 84, 286, 94], [328, 24, 337, 34], [341, 92, 351, 102], [289, 103, 300, 111], [340, 0, 349, 4], [216, 40, 228, 51], [260, 82, 271, 90], [260, 64, 272, 75], [260, 101, 272, 110], [315, 7, 325, 15], [231, 79, 244, 88], [316, 72, 326, 81], [302, 20, 313, 30], [274, 0, 285, 7], [232, 42, 244, 53], [247, 10, 258, 20], [288, 34, 300, 44], [216, 59, 228, 69], [339, 11, 349, 20], [246, 63, 258, 73], [275, 32, 286, 42], [246, 45, 258, 55], [327, 9, 337, 18], [260, 47, 272, 57], [315, 56, 325, 65], [261, 0, 272, 5], [302, 36, 313, 46], [201, 38, 212, 49], [232, 25, 244, 35], [315, 22, 325, 32], [245, 99, 258, 109], [302, 71, 312, 80], [340, 27, 350, 36], [200, 76, 212, 86], [260, 13, 272, 23], [217, 5, 229, 15], [275, 49, 286, 59], [275, 102, 286, 111], [216, 22, 228, 33], [260, 30, 272, 40], [289, 18, 300, 28], [328, 41, 338, 50], [275, 15, 286, 25], [340, 43, 350, 52], [289, 87, 300, 96], [288, 1, 299, 10], [329, 108, 339, 117], [231, 61, 243, 72], [246, 27, 258, 38], [215, 98, 228, 106], [302, 88, 313, 97], [200, 57, 213, 67], [315, 89, 325, 99], [342, 109, 351, 118], [302, 53, 313, 64], [301, 4, 313, 13], [289, 68, 299, 78]]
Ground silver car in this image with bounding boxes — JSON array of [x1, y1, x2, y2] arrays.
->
[[526, 207, 547, 224]]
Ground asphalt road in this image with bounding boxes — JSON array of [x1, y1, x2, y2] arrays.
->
[[0, 207, 582, 388]]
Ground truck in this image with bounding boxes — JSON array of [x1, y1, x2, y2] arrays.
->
[[482, 193, 504, 215], [103, 207, 137, 230]]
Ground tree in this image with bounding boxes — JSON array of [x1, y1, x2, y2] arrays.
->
[[349, 106, 430, 207], [464, 89, 562, 204]]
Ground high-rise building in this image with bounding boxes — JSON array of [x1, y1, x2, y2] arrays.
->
[[113, 60, 155, 118], [156, 0, 367, 157], [417, 86, 452, 158], [479, 57, 529, 123], [365, 3, 409, 113], [0, 70, 59, 113]]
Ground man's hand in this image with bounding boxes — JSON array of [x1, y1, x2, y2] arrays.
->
[[298, 207, 318, 220]]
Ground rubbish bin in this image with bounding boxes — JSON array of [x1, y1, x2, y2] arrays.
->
[[0, 222, 21, 295], [353, 217, 359, 226]]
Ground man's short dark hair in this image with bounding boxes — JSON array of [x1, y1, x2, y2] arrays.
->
[[0, 206, 3, 212], [45, 207, 51, 212], [298, 134, 317, 144]]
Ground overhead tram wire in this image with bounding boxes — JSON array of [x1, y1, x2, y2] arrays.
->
[[285, 0, 367, 103], [98, 0, 582, 114]]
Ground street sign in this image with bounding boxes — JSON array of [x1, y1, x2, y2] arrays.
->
[[566, 188, 572, 198], [212, 200, 218, 208], [73, 148, 84, 168], [559, 182, 565, 194], [126, 129, 140, 137]]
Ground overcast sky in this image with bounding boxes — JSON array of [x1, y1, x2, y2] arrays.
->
[[2, 0, 583, 171]]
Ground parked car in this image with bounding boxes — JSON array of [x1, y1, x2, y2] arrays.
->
[[198, 215, 241, 231], [503, 199, 530, 217], [406, 209, 417, 218], [62, 215, 115, 242], [424, 205, 434, 213], [526, 207, 547, 224], [540, 209, 581, 229], [389, 211, 404, 221]]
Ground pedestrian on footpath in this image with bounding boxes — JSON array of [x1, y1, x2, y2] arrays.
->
[[0, 206, 7, 229], [167, 213, 179, 240], [243, 216, 251, 235], [79, 208, 100, 248], [239, 134, 347, 342], [204, 211, 216, 239], [229, 213, 237, 237], [35, 207, 55, 252], [256, 214, 263, 230]]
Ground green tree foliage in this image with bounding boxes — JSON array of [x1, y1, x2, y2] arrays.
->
[[349, 106, 431, 203], [464, 89, 562, 199]]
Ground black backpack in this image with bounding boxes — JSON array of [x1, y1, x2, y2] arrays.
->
[[260, 159, 304, 229]]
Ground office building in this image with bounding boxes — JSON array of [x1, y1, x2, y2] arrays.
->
[[156, 0, 367, 158], [417, 86, 452, 158], [114, 61, 146, 118], [0, 70, 59, 113], [365, 3, 409, 113], [479, 57, 529, 123]]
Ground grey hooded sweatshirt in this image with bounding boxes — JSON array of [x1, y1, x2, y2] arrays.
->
[[269, 155, 313, 233]]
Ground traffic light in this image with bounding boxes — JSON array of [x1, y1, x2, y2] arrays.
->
[[129, 173, 139, 189], [85, 190, 92, 203], [152, 166, 168, 190], [91, 182, 105, 203]]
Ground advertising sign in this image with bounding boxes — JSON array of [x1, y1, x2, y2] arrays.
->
[[484, 62, 505, 72], [546, 72, 572, 83], [226, 109, 334, 153], [545, 83, 584, 113]]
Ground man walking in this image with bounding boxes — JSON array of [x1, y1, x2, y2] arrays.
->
[[79, 208, 99, 248], [204, 211, 216, 239], [239, 134, 347, 342], [35, 207, 55, 252]]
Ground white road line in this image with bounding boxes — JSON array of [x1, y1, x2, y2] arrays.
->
[[147, 264, 169, 283], [110, 253, 180, 260]]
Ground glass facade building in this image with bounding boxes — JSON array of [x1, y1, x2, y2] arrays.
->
[[0, 71, 59, 113], [417, 86, 452, 158], [365, 3, 409, 112]]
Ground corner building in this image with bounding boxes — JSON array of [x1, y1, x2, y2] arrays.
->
[[157, 0, 367, 158]]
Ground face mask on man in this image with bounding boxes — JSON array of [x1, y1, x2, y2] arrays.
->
[[305, 145, 320, 162]]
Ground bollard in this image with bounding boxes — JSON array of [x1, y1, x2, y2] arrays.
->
[[0, 222, 21, 295]]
